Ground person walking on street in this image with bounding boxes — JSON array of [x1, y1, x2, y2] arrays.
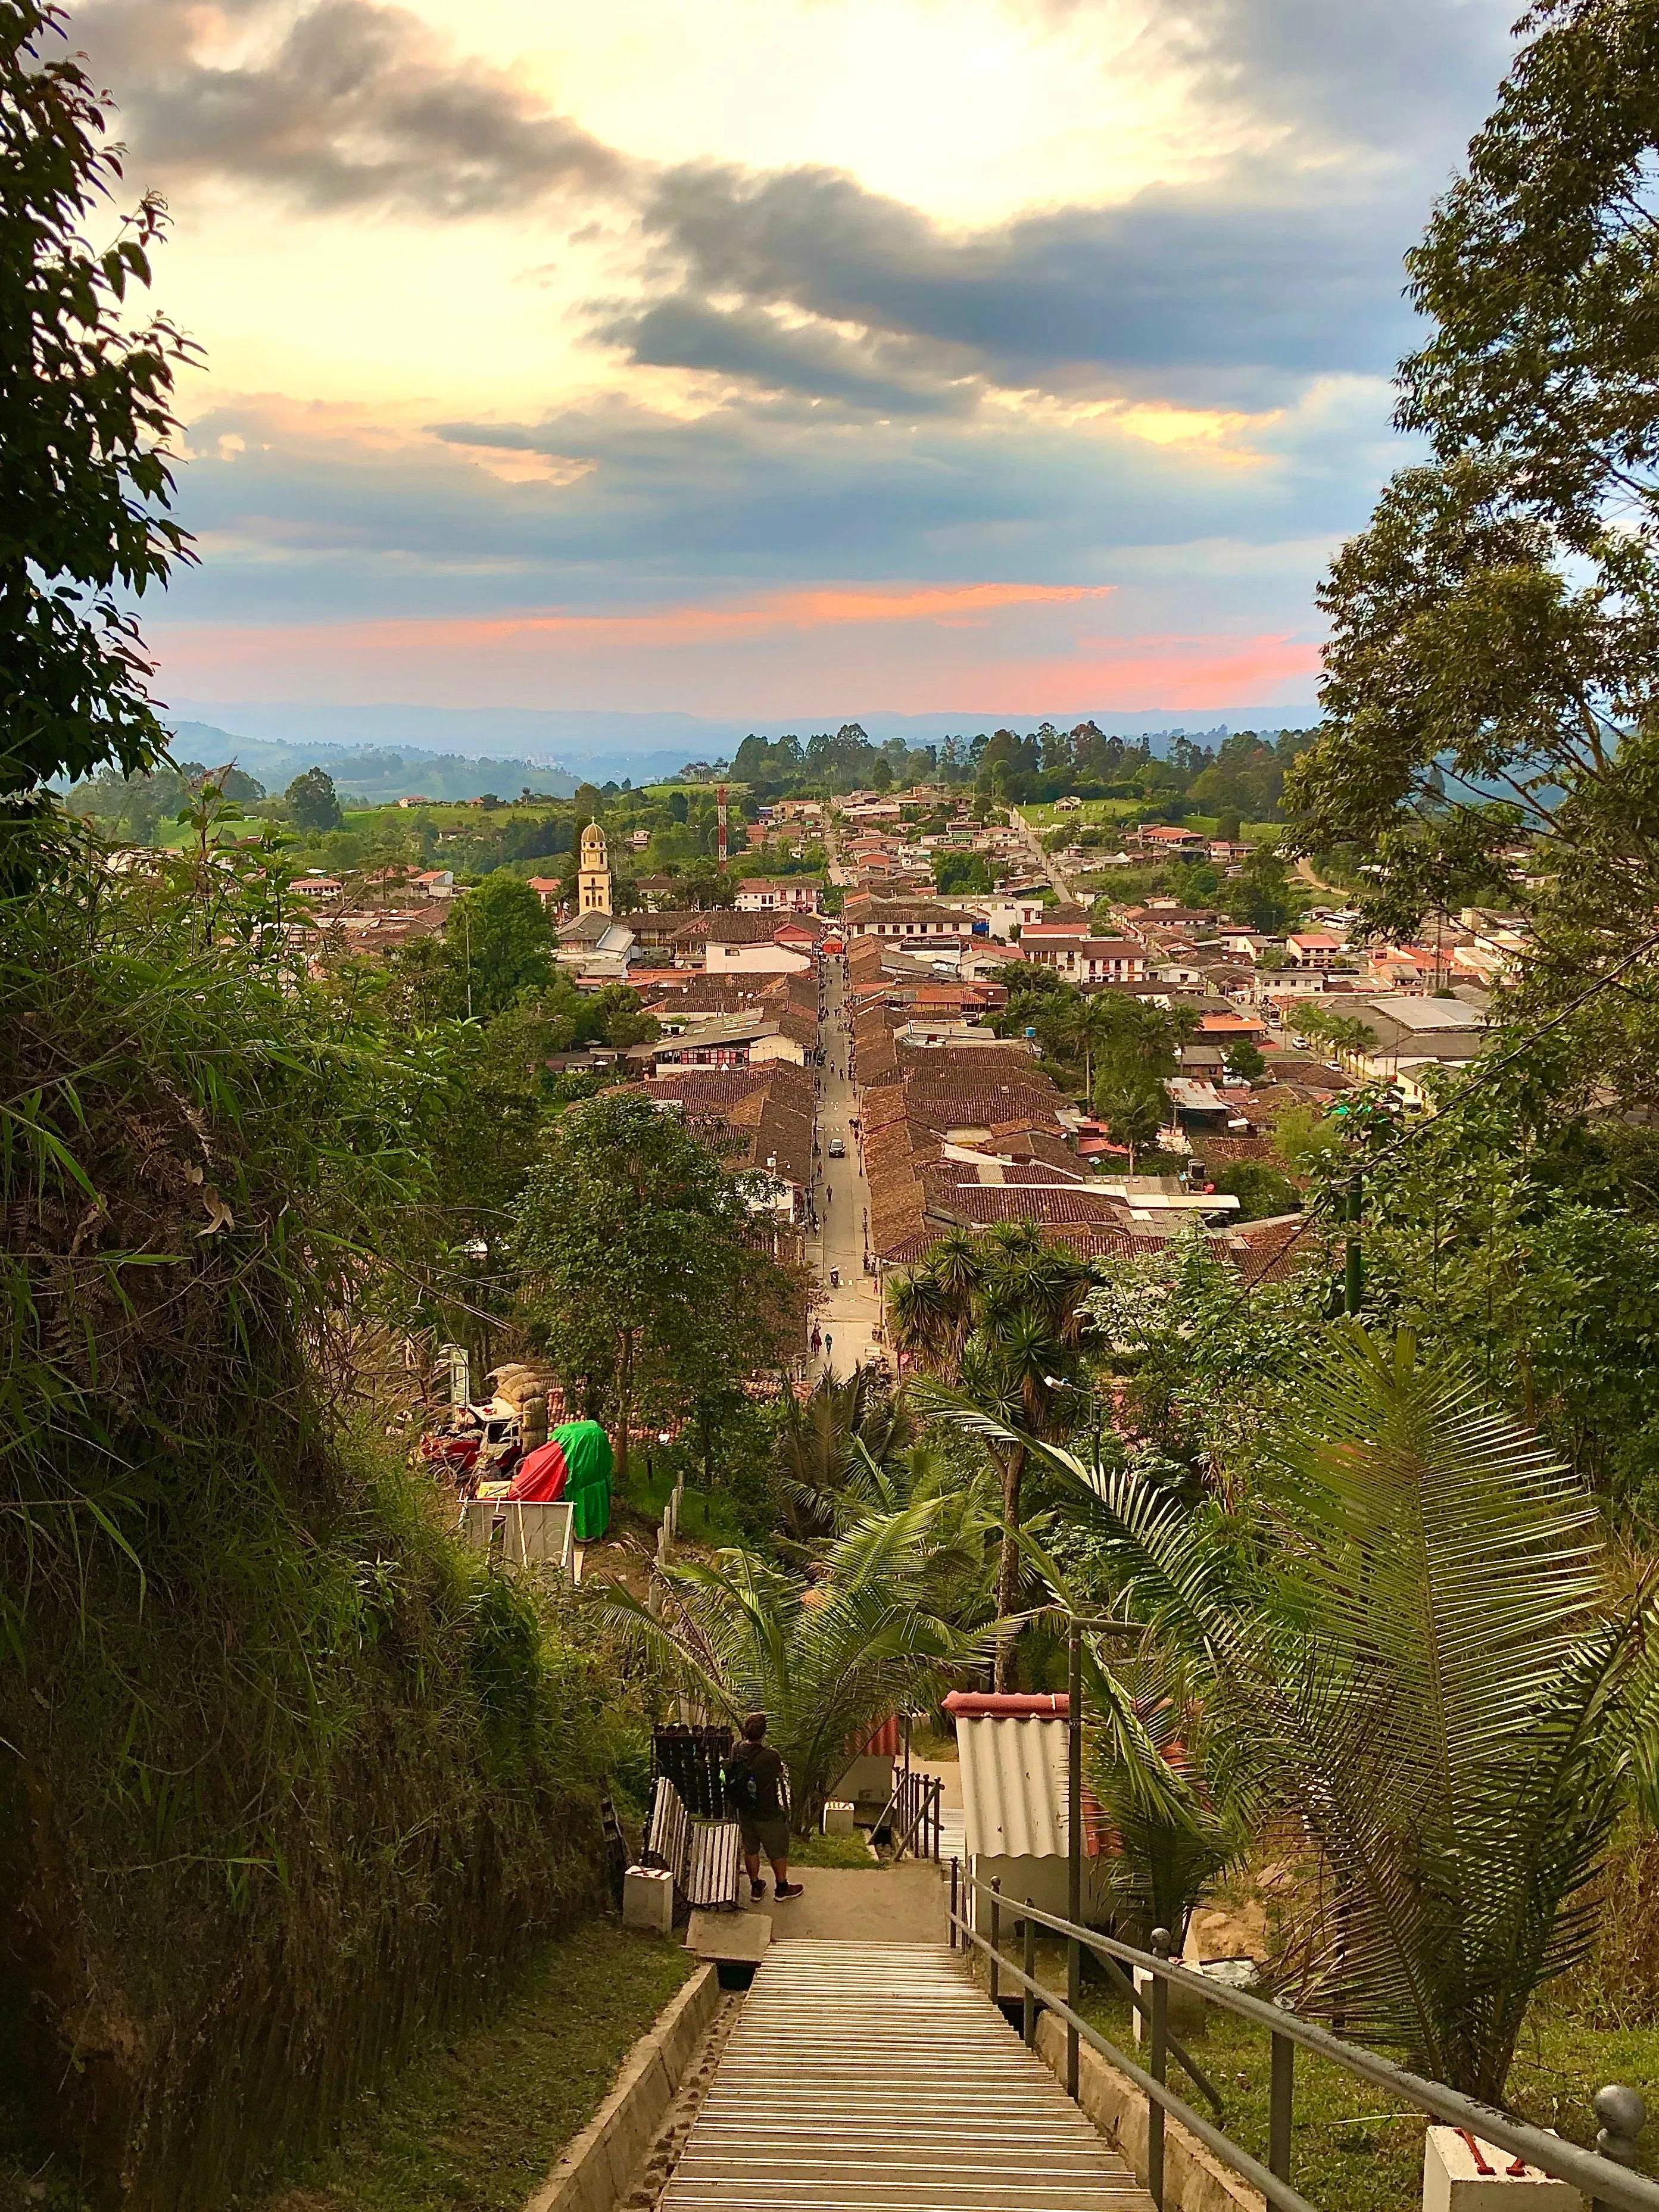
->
[[725, 1712, 802, 1900]]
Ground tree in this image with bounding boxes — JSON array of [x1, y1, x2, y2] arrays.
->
[[1093, 1065, 1167, 1166], [1210, 1161, 1299, 1221], [1, 0, 196, 800], [933, 850, 992, 896], [594, 1502, 985, 1833], [285, 767, 342, 834], [1284, 0, 1659, 981], [443, 872, 553, 1019], [512, 1091, 795, 1488], [1223, 841, 1294, 934], [1223, 1037, 1265, 1081], [888, 1224, 1090, 1687], [956, 1327, 1659, 2101]]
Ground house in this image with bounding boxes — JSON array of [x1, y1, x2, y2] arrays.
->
[[735, 878, 821, 915], [1286, 932, 1345, 970], [527, 876, 562, 909], [682, 912, 821, 975], [1354, 993, 1490, 1096], [554, 910, 634, 966], [1023, 937, 1148, 984], [395, 795, 433, 809], [843, 897, 978, 942], [288, 874, 344, 899], [1136, 824, 1209, 853], [628, 1013, 805, 1072], [632, 875, 678, 911]]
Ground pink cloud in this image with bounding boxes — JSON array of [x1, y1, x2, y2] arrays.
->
[[149, 581, 1321, 715]]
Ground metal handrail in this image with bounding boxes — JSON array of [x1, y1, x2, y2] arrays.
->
[[951, 1868, 1659, 2212]]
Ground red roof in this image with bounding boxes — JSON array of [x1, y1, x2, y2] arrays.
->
[[944, 1691, 1069, 1719]]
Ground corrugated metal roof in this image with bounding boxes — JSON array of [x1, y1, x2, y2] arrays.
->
[[955, 1712, 1068, 1858]]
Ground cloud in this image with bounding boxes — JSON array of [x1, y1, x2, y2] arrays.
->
[[592, 297, 982, 417], [607, 157, 1426, 414], [1144, 0, 1514, 156], [144, 582, 1320, 717], [77, 0, 631, 216]]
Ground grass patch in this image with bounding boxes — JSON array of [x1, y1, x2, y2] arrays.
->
[[790, 1829, 884, 1868], [252, 1920, 693, 2212], [1072, 1980, 1658, 2212]]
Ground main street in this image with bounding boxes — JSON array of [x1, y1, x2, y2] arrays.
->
[[808, 951, 882, 1378]]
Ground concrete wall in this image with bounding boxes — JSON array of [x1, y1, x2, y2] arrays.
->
[[525, 1963, 721, 2212], [1034, 2011, 1263, 2212]]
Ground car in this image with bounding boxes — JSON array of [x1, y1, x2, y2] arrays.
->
[[827, 1136, 846, 1158]]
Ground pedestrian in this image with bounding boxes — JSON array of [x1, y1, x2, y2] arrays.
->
[[824, 1332, 832, 1364], [724, 1712, 802, 1901], [810, 1324, 822, 1355], [825, 1187, 832, 1206]]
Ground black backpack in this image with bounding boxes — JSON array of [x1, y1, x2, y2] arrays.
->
[[723, 1744, 762, 1812]]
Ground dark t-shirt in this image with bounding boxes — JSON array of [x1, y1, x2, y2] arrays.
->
[[725, 1742, 785, 1821]]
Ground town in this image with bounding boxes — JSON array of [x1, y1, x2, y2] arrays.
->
[[7, 4, 1659, 2212]]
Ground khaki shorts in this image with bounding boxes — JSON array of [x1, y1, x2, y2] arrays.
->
[[739, 1814, 790, 1861]]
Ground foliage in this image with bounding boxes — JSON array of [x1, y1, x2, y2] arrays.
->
[[512, 1090, 801, 1486], [1284, 0, 1659, 984], [0, 832, 618, 2204], [286, 763, 343, 832], [1223, 1036, 1265, 1081], [1093, 1063, 1167, 1160], [591, 1501, 989, 1831], [890, 1224, 1090, 1686], [1210, 1160, 1300, 1222], [1007, 1327, 1659, 2101], [1220, 840, 1296, 933], [0, 0, 195, 800], [426, 872, 554, 1020], [933, 850, 992, 895], [774, 1366, 917, 1536]]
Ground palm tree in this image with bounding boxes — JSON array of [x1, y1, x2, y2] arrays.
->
[[1056, 994, 1118, 1099], [890, 1223, 1090, 1687], [936, 1325, 1659, 2102], [591, 1501, 987, 1833], [774, 1366, 915, 1536]]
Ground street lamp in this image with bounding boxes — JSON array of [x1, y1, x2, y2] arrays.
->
[[1044, 1374, 1103, 1467]]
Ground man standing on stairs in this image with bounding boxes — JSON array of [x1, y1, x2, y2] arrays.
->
[[724, 1712, 803, 1902]]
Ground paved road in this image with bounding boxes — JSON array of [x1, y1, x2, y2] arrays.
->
[[807, 954, 882, 1378]]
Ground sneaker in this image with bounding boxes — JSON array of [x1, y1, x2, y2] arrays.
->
[[749, 1879, 767, 1901], [773, 1881, 804, 1900]]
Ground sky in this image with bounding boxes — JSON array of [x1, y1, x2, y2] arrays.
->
[[74, 0, 1521, 732]]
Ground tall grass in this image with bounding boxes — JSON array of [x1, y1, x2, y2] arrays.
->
[[0, 833, 615, 2208]]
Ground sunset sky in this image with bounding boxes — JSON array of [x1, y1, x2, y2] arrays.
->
[[76, 0, 1519, 729]]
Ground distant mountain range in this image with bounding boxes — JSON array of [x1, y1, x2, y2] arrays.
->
[[167, 723, 579, 804], [167, 700, 1323, 795]]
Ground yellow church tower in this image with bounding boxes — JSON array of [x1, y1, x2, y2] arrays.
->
[[577, 819, 612, 916]]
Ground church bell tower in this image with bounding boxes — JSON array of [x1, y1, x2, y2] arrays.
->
[[577, 820, 612, 916]]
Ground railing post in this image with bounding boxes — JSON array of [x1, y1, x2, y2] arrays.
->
[[988, 1877, 1001, 2007], [1023, 1900, 1037, 2047], [1593, 2086, 1646, 2212], [1270, 2029, 1295, 2185], [1149, 1926, 1170, 2210], [949, 1856, 958, 1948], [1067, 1624, 1083, 2102]]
